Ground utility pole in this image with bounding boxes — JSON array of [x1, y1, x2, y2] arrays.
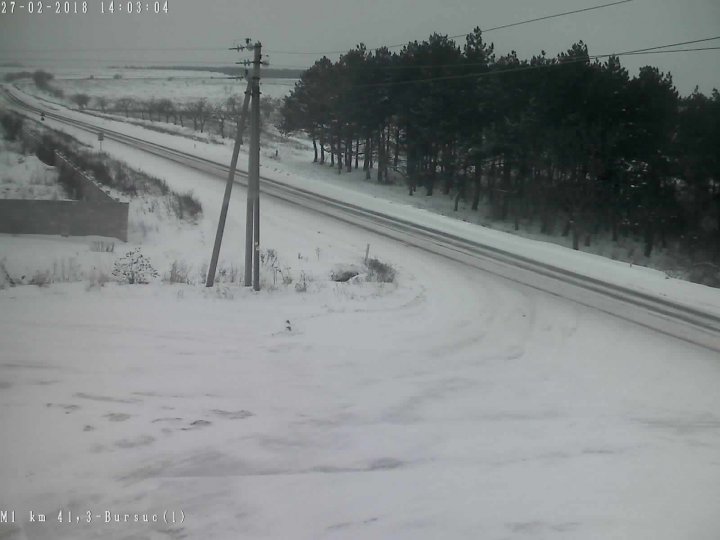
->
[[206, 42, 255, 287], [245, 41, 262, 291], [206, 78, 251, 287]]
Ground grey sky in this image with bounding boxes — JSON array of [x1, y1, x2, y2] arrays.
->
[[1, 0, 719, 95]]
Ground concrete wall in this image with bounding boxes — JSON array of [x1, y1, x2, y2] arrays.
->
[[55, 152, 117, 203], [0, 199, 129, 241]]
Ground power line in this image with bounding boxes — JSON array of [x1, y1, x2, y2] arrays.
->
[[451, 0, 633, 37], [621, 46, 720, 56], [616, 35, 720, 54], [82, 44, 712, 87], [266, 0, 634, 55]]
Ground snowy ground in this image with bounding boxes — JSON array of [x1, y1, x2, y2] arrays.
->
[[2, 87, 720, 539], [7, 67, 296, 107], [0, 138, 63, 200]]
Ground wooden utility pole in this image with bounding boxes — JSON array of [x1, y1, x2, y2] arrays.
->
[[245, 41, 262, 290], [206, 79, 251, 287]]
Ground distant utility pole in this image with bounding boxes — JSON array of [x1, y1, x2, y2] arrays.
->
[[205, 41, 257, 288], [245, 41, 263, 291]]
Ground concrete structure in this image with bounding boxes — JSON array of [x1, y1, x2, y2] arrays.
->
[[0, 151, 129, 241]]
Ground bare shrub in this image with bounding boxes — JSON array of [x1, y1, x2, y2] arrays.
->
[[0, 260, 15, 289], [51, 257, 83, 282], [295, 271, 308, 293], [165, 260, 192, 284], [259, 248, 294, 288], [365, 258, 396, 283], [0, 112, 24, 141], [86, 267, 111, 290], [29, 270, 52, 287], [167, 190, 202, 221], [90, 240, 115, 253], [215, 263, 240, 284]]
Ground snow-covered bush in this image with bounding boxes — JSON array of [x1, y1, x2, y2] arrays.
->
[[112, 248, 158, 284], [365, 258, 396, 283], [331, 264, 361, 282]]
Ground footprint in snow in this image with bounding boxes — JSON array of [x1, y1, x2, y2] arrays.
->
[[151, 417, 184, 424], [105, 413, 131, 422], [211, 409, 254, 420], [115, 435, 155, 448], [181, 420, 212, 431], [46, 403, 80, 413]]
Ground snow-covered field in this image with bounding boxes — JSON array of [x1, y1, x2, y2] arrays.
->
[[5, 67, 296, 106], [0, 138, 63, 200], [2, 85, 720, 539]]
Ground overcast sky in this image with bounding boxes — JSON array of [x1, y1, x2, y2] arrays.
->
[[1, 0, 719, 95]]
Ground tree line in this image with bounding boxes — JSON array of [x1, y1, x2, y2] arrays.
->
[[4, 70, 281, 141], [279, 30, 720, 260], [92, 94, 280, 139]]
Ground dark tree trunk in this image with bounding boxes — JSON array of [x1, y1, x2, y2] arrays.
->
[[659, 219, 667, 249], [611, 216, 619, 242], [363, 137, 370, 171], [562, 219, 572, 237], [471, 161, 482, 211], [337, 136, 343, 174], [312, 137, 318, 163], [572, 221, 580, 250], [426, 151, 436, 196], [346, 137, 352, 173], [377, 130, 385, 183], [500, 157, 512, 220], [644, 221, 655, 257], [365, 137, 372, 180], [355, 138, 359, 169], [394, 128, 400, 168]]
